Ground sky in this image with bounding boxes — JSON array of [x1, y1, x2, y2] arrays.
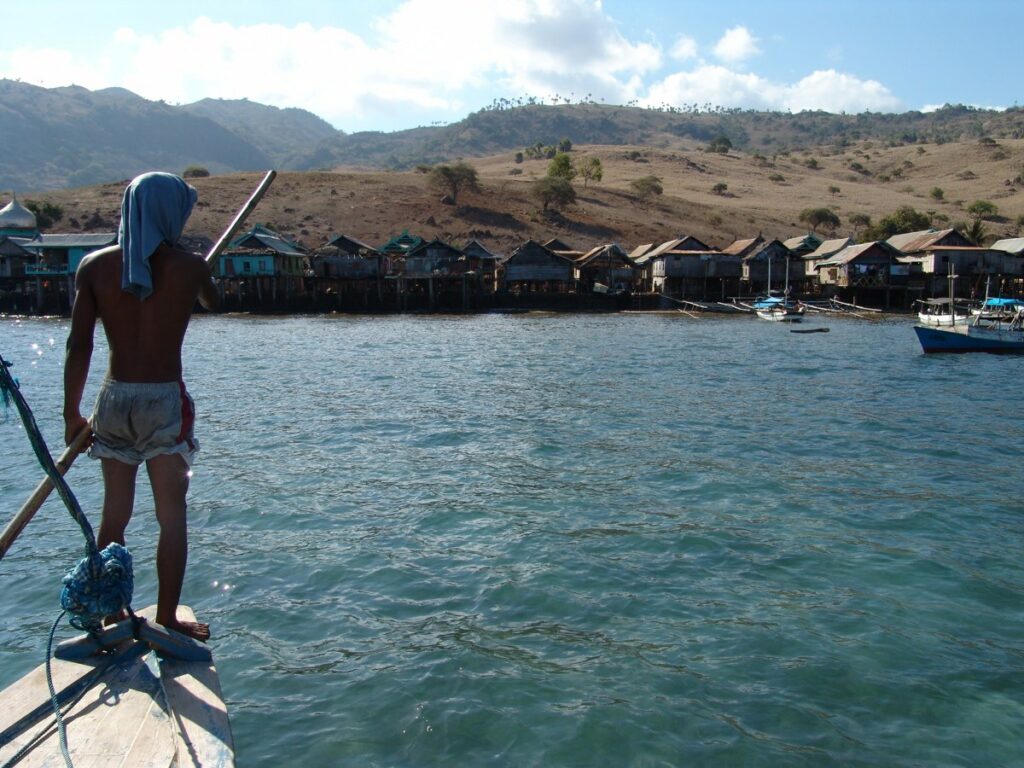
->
[[2, 0, 1021, 134]]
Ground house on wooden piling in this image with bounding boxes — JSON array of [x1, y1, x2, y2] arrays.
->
[[783, 233, 824, 258], [0, 195, 115, 313], [502, 240, 575, 292], [990, 238, 1024, 293], [380, 230, 424, 276], [312, 234, 382, 279], [461, 239, 500, 290], [217, 224, 308, 309], [737, 238, 800, 293], [802, 237, 854, 284], [632, 236, 716, 293], [889, 228, 997, 298], [817, 240, 907, 307], [574, 244, 636, 293]]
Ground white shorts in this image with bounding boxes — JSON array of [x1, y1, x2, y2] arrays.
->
[[89, 379, 199, 466]]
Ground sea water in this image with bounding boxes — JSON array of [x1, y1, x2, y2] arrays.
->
[[1, 313, 1022, 767]]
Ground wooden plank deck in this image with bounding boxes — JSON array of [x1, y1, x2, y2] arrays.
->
[[0, 606, 233, 767]]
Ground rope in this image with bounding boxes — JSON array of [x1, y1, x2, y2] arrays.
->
[[45, 613, 73, 768]]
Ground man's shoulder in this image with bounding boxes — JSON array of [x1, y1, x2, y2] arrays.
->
[[76, 245, 121, 278], [166, 246, 208, 270]]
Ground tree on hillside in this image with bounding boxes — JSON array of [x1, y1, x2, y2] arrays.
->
[[966, 199, 998, 221], [863, 206, 932, 241], [427, 161, 480, 204], [799, 207, 840, 234], [558, 137, 573, 152], [183, 165, 210, 178], [848, 212, 872, 237], [631, 175, 664, 201], [708, 136, 732, 154], [533, 176, 576, 211], [930, 186, 944, 201], [577, 157, 603, 187], [547, 152, 576, 181], [24, 200, 64, 229]]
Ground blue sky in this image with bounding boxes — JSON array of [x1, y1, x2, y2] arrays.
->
[[2, 1, 1020, 133]]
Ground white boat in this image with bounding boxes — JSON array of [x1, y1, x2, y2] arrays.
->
[[916, 297, 968, 326], [754, 252, 803, 322], [0, 605, 234, 767], [970, 297, 1024, 323], [753, 295, 805, 321]]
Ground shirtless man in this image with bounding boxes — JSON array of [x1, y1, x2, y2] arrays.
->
[[63, 172, 218, 641]]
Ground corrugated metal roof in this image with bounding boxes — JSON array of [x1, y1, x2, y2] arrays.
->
[[721, 236, 763, 256], [818, 241, 899, 266], [886, 228, 962, 253], [805, 237, 854, 259], [33, 233, 117, 248], [991, 237, 1024, 255], [628, 243, 654, 261]]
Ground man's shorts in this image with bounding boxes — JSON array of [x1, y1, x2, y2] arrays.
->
[[89, 379, 200, 467]]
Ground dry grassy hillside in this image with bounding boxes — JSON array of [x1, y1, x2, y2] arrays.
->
[[28, 136, 1024, 256]]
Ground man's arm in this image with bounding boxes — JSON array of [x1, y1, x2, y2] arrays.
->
[[197, 260, 220, 311], [63, 263, 97, 446]]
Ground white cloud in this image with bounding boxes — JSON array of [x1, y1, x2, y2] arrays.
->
[[670, 35, 698, 61], [0, 1, 663, 130], [644, 65, 902, 113], [713, 26, 760, 64], [0, 4, 906, 129]]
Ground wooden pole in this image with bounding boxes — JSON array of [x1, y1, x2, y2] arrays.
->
[[0, 424, 91, 560], [205, 169, 277, 267]]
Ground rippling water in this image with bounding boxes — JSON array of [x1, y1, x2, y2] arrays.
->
[[2, 313, 1023, 766]]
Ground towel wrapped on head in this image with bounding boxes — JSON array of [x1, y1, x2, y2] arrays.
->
[[118, 172, 198, 300]]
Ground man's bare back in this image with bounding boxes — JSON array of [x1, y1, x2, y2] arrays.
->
[[75, 243, 218, 382]]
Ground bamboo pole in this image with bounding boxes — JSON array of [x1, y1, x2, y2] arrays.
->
[[204, 169, 277, 266]]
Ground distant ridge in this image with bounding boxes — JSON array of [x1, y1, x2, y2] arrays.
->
[[2, 79, 1024, 191]]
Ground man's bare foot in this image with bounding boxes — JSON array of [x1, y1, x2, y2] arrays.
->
[[160, 618, 211, 642]]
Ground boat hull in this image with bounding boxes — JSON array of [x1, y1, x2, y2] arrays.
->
[[0, 605, 233, 767], [914, 323, 1024, 353]]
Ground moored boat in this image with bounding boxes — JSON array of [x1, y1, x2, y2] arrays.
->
[[916, 297, 968, 326], [914, 307, 1024, 353], [753, 294, 805, 322]]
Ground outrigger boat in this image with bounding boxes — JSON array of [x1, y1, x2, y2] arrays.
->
[[753, 251, 804, 322]]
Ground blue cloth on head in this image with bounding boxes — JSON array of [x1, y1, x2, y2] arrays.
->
[[118, 172, 198, 300]]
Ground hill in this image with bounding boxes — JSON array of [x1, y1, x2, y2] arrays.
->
[[4, 80, 1024, 193], [0, 80, 271, 191], [25, 133, 1024, 259]]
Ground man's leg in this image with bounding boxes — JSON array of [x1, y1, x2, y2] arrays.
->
[[98, 458, 138, 548], [146, 453, 210, 641]]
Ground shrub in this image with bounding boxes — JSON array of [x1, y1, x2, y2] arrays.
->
[[533, 176, 576, 211], [711, 182, 728, 196], [631, 176, 664, 200], [183, 165, 210, 178]]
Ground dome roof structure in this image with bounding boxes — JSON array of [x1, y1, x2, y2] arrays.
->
[[0, 194, 38, 231]]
